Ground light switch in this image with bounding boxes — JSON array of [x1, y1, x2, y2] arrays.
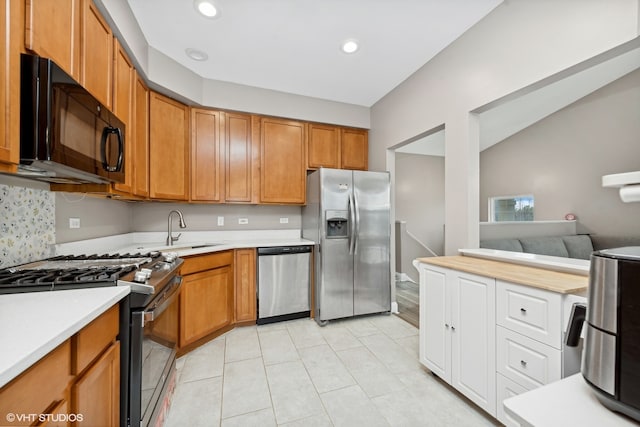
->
[[217, 216, 224, 226]]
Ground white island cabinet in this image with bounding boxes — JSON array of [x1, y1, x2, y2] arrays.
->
[[419, 263, 496, 416], [416, 255, 588, 425]]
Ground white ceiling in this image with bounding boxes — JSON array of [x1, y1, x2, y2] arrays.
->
[[127, 0, 502, 107]]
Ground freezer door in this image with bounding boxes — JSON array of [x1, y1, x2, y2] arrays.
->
[[353, 170, 391, 315], [318, 168, 354, 321]]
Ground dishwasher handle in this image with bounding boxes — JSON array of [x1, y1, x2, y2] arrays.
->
[[257, 246, 312, 256]]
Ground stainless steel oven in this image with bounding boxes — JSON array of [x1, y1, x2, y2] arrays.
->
[[128, 275, 182, 427]]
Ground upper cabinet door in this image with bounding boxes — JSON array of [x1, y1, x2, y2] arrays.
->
[[112, 39, 134, 195], [25, 0, 81, 80], [191, 108, 223, 202], [0, 0, 21, 170], [133, 74, 150, 198], [307, 124, 340, 169], [260, 117, 306, 204], [149, 92, 189, 200], [225, 112, 255, 203], [340, 128, 368, 170], [80, 0, 112, 109]]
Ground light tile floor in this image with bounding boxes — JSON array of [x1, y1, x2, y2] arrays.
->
[[164, 314, 499, 427]]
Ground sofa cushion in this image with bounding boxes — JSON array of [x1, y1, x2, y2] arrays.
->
[[562, 235, 594, 260], [519, 236, 569, 257], [480, 239, 524, 252]]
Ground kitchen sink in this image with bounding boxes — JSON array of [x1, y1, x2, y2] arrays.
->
[[133, 242, 224, 252]]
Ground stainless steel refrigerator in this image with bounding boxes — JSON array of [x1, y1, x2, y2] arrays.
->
[[302, 168, 391, 325]]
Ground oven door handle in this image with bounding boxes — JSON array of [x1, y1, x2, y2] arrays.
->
[[143, 276, 183, 325]]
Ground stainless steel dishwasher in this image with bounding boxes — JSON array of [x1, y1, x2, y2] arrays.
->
[[257, 245, 312, 324]]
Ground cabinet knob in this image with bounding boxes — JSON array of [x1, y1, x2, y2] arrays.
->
[[451, 326, 456, 331], [445, 323, 449, 329], [520, 308, 527, 314], [520, 360, 527, 367]]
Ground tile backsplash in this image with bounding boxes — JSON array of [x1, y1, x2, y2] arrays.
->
[[0, 183, 55, 268]]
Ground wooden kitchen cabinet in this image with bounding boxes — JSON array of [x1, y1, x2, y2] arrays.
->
[[149, 91, 190, 200], [112, 38, 135, 195], [0, 341, 72, 426], [179, 251, 234, 349], [0, 0, 21, 171], [191, 108, 224, 202], [80, 0, 112, 108], [419, 263, 496, 416], [0, 304, 120, 427], [307, 123, 340, 169], [133, 73, 150, 198], [340, 128, 368, 170], [25, 0, 81, 80], [71, 304, 120, 427], [260, 117, 306, 204], [225, 112, 257, 203], [71, 341, 120, 427], [307, 124, 368, 171], [234, 248, 257, 324]]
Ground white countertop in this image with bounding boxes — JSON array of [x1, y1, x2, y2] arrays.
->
[[504, 374, 637, 426], [458, 248, 590, 276], [0, 287, 129, 388], [54, 230, 314, 257]]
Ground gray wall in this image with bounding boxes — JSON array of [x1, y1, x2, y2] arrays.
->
[[395, 153, 444, 281], [370, 0, 639, 254], [480, 69, 640, 238], [131, 203, 301, 233], [55, 193, 133, 243]]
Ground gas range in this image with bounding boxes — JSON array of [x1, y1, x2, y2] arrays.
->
[[0, 252, 182, 306]]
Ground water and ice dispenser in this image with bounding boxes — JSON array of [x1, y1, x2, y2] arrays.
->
[[325, 210, 348, 238]]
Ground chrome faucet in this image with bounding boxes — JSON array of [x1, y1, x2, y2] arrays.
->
[[167, 210, 187, 246]]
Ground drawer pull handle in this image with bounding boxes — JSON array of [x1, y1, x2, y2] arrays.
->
[[520, 308, 527, 314], [445, 323, 450, 329], [520, 360, 527, 367], [451, 326, 456, 331]]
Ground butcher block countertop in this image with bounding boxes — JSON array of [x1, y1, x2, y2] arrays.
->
[[416, 255, 588, 294]]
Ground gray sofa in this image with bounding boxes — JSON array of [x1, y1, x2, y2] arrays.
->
[[479, 235, 594, 260]]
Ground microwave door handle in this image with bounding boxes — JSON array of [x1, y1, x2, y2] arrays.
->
[[100, 126, 124, 172]]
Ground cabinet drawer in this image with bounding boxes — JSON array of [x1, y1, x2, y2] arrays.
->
[[496, 373, 527, 427], [181, 251, 233, 275], [72, 304, 119, 374], [496, 280, 562, 348], [497, 326, 561, 390]]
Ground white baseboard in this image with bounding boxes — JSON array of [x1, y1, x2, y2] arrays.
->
[[391, 301, 399, 314], [395, 272, 417, 283]]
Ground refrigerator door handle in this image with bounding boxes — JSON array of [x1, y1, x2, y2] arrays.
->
[[353, 191, 360, 254], [348, 192, 356, 255]]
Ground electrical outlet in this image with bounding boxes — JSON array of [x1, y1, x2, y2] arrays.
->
[[279, 217, 289, 224], [238, 218, 249, 225], [217, 216, 224, 226], [69, 218, 81, 229]]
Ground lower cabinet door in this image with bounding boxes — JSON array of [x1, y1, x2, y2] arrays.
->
[[180, 266, 233, 346], [71, 341, 120, 427], [419, 265, 450, 381], [496, 373, 528, 427], [451, 271, 496, 416]]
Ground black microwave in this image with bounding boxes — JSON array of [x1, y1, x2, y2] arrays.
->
[[18, 53, 125, 184]]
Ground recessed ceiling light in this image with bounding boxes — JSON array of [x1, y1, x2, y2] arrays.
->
[[194, 0, 219, 18], [341, 39, 359, 54], [185, 48, 209, 61]]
